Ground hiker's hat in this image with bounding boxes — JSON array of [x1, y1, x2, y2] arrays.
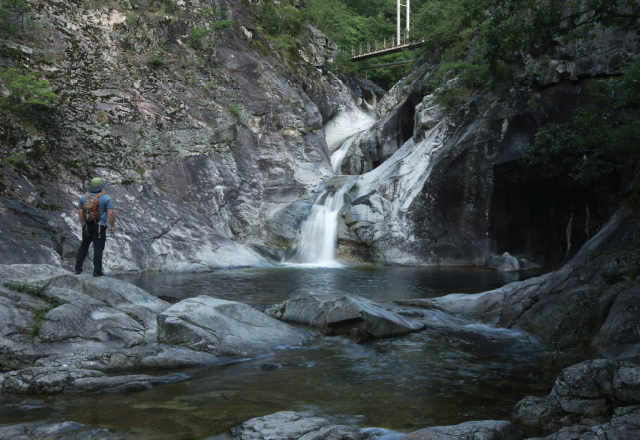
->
[[87, 177, 107, 193]]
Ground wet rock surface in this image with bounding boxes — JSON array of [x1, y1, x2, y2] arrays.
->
[[514, 360, 640, 431], [158, 296, 311, 358], [486, 253, 541, 272], [402, 420, 523, 440], [527, 405, 640, 440], [0, 264, 312, 394], [207, 411, 363, 440], [265, 290, 425, 340], [0, 367, 188, 394]]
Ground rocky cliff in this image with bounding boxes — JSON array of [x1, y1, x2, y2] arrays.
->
[[0, 0, 379, 272]]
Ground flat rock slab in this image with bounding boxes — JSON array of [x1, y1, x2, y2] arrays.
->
[[265, 290, 425, 340], [0, 420, 85, 440], [402, 420, 523, 440], [206, 411, 363, 440], [158, 296, 311, 358], [0, 366, 188, 394]]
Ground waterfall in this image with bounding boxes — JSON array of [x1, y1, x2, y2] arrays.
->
[[289, 186, 349, 266], [330, 136, 356, 175]]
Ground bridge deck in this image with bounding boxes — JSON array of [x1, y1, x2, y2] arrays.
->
[[350, 39, 426, 62]]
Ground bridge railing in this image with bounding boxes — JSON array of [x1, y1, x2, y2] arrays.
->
[[342, 32, 426, 58]]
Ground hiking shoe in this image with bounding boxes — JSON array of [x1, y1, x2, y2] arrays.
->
[[75, 270, 81, 275], [92, 272, 103, 277]]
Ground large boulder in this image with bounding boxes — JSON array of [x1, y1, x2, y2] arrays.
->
[[0, 366, 187, 394], [485, 252, 541, 272], [157, 296, 311, 358], [402, 420, 523, 440], [527, 405, 640, 440], [206, 411, 363, 440], [514, 359, 640, 430], [265, 290, 425, 340]]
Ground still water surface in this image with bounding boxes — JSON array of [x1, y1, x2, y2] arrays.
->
[[0, 266, 547, 439]]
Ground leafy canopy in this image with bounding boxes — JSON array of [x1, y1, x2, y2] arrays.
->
[[517, 60, 640, 184]]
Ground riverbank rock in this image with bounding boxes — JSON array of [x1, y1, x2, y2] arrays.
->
[[265, 290, 425, 340], [514, 359, 640, 431], [0, 366, 188, 394], [485, 253, 541, 272], [206, 411, 363, 440], [0, 420, 85, 440], [402, 420, 523, 440], [529, 405, 640, 440], [158, 296, 311, 358]]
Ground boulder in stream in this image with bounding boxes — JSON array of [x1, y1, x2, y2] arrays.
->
[[158, 296, 311, 358], [265, 290, 425, 340], [402, 420, 523, 440], [206, 410, 363, 440], [485, 253, 541, 272]]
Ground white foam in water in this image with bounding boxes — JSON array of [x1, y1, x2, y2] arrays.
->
[[361, 427, 406, 440], [330, 136, 356, 175], [288, 186, 349, 267]]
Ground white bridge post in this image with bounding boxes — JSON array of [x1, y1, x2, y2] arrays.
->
[[397, 0, 401, 46]]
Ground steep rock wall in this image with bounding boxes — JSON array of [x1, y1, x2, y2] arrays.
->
[[0, 0, 363, 272], [335, 25, 639, 266]]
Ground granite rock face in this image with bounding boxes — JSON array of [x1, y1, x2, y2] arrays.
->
[[514, 360, 640, 431], [0, 0, 362, 273], [265, 290, 425, 340], [0, 264, 312, 390], [157, 296, 311, 358]]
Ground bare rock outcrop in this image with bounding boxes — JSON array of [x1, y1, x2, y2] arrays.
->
[[514, 360, 640, 431], [158, 296, 311, 358], [265, 290, 425, 340]]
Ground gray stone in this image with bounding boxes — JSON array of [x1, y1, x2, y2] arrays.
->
[[485, 253, 541, 272], [402, 420, 523, 440], [514, 360, 640, 431], [528, 405, 640, 440], [158, 296, 311, 358], [1, 366, 188, 394], [0, 420, 85, 440], [206, 411, 363, 440], [265, 290, 425, 340]]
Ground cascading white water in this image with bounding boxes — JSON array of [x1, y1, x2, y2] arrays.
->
[[330, 136, 356, 175], [289, 186, 349, 266]]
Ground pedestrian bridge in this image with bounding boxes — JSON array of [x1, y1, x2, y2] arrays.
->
[[348, 35, 427, 61]]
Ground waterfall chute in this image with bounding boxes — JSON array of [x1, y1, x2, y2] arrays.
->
[[288, 186, 349, 266]]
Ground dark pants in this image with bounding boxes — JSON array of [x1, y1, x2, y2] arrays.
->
[[75, 224, 107, 274]]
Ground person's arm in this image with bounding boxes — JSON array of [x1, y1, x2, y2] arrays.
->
[[107, 209, 115, 234], [78, 209, 84, 226]]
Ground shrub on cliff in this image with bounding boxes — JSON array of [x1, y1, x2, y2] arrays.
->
[[517, 60, 640, 185], [0, 68, 58, 114]]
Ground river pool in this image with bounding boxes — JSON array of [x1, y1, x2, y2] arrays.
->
[[0, 265, 547, 439]]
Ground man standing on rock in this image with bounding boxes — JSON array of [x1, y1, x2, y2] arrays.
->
[[75, 177, 115, 277]]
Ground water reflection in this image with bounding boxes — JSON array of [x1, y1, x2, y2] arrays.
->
[[117, 265, 543, 306]]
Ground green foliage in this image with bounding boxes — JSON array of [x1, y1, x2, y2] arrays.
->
[[252, 39, 269, 56], [1, 150, 28, 168], [187, 7, 233, 52], [0, 68, 58, 114], [146, 48, 166, 68], [517, 60, 640, 184], [2, 280, 45, 295], [229, 104, 243, 123], [481, 0, 640, 76], [0, 0, 32, 38], [431, 59, 489, 108], [413, 0, 489, 47], [258, 1, 305, 36]]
